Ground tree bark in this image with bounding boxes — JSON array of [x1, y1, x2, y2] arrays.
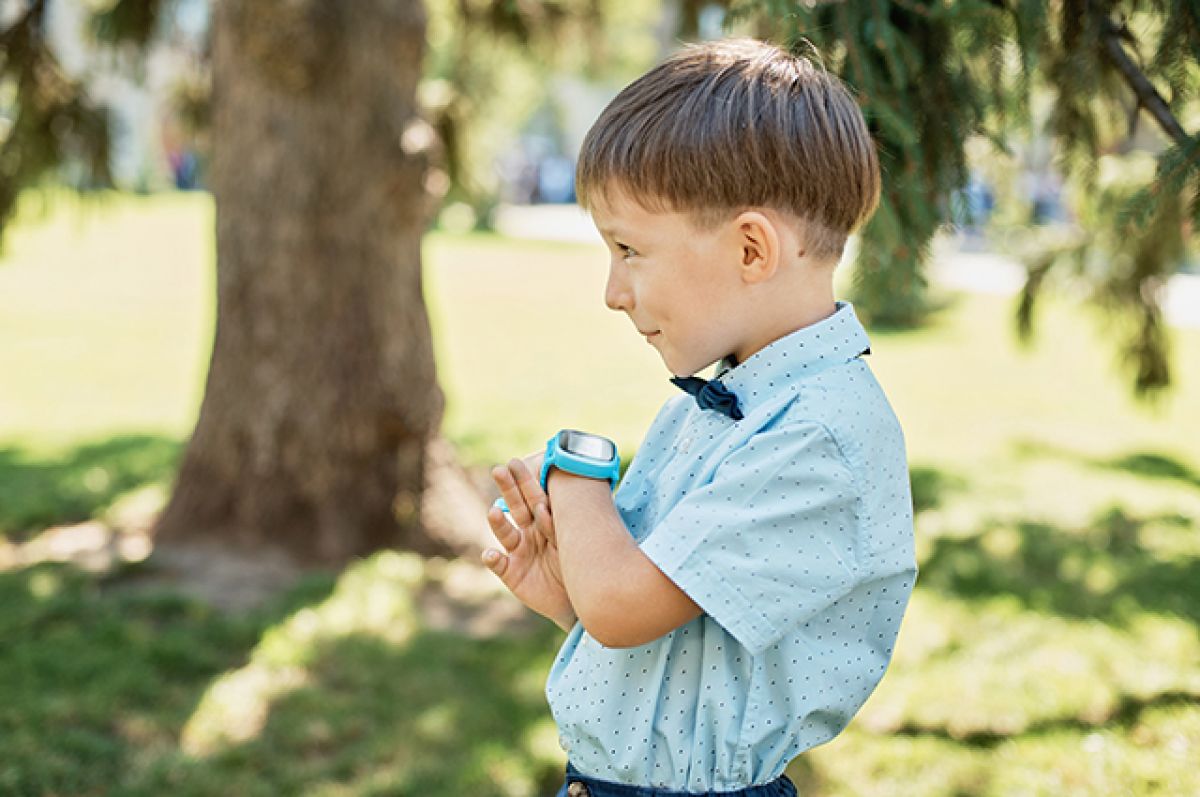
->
[[155, 0, 447, 564]]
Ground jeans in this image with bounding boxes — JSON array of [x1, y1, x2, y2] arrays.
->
[[555, 762, 799, 797]]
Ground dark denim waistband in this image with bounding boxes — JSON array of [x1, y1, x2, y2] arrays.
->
[[559, 762, 798, 797]]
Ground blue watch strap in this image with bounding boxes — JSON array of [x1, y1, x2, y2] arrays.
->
[[539, 430, 621, 492], [539, 435, 558, 491]]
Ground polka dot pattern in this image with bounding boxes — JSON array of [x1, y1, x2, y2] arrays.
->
[[545, 302, 918, 791]]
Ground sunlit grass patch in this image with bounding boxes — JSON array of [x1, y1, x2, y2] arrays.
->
[[0, 191, 214, 451], [181, 552, 424, 756], [865, 591, 1200, 737], [795, 699, 1200, 797], [988, 702, 1200, 797]]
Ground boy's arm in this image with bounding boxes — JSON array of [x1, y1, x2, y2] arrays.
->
[[542, 466, 703, 648]]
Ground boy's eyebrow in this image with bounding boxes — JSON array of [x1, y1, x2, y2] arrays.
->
[[597, 226, 632, 240]]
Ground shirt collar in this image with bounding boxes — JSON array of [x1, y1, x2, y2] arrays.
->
[[712, 301, 871, 414]]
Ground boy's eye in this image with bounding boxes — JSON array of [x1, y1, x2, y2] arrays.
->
[[616, 242, 638, 259]]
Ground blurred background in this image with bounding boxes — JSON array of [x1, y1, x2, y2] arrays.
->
[[1, 0, 1198, 794]]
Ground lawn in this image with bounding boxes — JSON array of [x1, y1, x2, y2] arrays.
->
[[1, 191, 1198, 795]]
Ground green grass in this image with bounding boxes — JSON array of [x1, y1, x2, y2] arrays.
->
[[1, 191, 1198, 795], [0, 554, 565, 796], [0, 435, 180, 541]]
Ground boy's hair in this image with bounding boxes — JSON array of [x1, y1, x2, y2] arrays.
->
[[575, 38, 881, 261]]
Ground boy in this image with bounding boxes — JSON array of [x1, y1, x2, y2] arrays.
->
[[482, 37, 917, 796]]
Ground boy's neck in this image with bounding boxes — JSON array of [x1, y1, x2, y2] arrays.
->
[[731, 295, 837, 367]]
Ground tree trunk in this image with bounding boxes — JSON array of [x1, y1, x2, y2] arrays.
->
[[155, 0, 446, 564]]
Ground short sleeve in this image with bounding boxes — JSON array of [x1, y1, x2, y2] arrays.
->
[[638, 421, 861, 655]]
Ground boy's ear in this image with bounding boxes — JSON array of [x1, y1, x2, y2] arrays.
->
[[733, 211, 782, 285]]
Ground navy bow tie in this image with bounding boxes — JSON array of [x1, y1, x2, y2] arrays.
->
[[670, 376, 745, 420]]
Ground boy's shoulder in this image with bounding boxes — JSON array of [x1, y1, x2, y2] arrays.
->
[[782, 357, 900, 431], [775, 358, 906, 465]]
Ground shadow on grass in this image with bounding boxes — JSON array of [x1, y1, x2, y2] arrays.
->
[[0, 555, 565, 797], [0, 434, 182, 541], [910, 465, 963, 515], [1013, 440, 1200, 490], [1102, 452, 1200, 489], [0, 560, 277, 795], [919, 506, 1200, 626], [889, 690, 1200, 748]]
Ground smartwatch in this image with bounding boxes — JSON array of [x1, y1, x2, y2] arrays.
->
[[539, 429, 621, 492], [493, 429, 620, 514]]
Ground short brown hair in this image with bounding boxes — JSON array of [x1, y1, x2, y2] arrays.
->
[[575, 38, 880, 261]]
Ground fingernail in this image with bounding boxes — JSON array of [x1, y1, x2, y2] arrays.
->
[[483, 550, 499, 563]]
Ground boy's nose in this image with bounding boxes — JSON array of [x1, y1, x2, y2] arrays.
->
[[604, 285, 629, 312], [604, 266, 633, 312]]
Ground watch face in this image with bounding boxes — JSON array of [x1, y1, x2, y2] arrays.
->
[[559, 430, 616, 462]]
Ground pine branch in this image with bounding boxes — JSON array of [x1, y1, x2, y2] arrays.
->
[[1092, 3, 1189, 145], [984, 0, 1187, 147], [0, 0, 47, 62]]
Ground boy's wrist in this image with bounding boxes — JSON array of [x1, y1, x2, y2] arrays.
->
[[546, 467, 610, 499], [547, 469, 616, 554]]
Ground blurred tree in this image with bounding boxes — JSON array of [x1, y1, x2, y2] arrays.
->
[[730, 0, 1199, 396], [2, 0, 447, 564], [151, 0, 447, 562], [0, 0, 671, 564]]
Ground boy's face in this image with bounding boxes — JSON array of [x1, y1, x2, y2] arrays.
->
[[589, 186, 749, 377]]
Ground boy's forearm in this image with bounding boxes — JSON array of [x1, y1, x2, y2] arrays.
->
[[546, 471, 644, 642]]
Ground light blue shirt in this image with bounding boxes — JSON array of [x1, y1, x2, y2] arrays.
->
[[545, 301, 917, 791]]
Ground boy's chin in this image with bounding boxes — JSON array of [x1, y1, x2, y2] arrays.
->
[[665, 357, 721, 379]]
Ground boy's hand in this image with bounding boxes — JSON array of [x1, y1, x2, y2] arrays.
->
[[482, 456, 575, 631]]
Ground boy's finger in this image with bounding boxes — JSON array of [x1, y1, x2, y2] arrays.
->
[[487, 505, 521, 553], [533, 502, 556, 545], [508, 458, 548, 512], [494, 463, 535, 529], [481, 548, 508, 577]]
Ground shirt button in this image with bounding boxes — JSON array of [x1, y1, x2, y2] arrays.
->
[[558, 733, 570, 751]]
